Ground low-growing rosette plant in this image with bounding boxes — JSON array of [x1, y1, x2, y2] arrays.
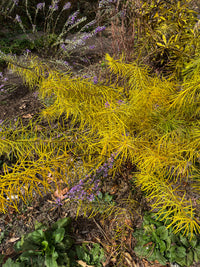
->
[[133, 212, 200, 267], [3, 217, 73, 267]]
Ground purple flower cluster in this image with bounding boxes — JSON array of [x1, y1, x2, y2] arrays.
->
[[63, 2, 71, 10], [94, 26, 106, 34], [61, 155, 116, 202], [105, 101, 110, 108], [0, 84, 4, 92], [0, 73, 8, 94], [49, 0, 60, 11], [68, 11, 79, 25], [117, 100, 125, 105], [13, 0, 19, 5], [61, 43, 66, 51], [93, 76, 98, 84], [96, 153, 115, 178], [89, 45, 95, 49], [15, 14, 21, 23], [37, 2, 45, 10], [64, 176, 100, 202], [82, 33, 92, 40]]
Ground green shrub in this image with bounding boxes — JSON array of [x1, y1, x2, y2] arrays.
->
[[133, 212, 200, 266], [3, 217, 73, 267]]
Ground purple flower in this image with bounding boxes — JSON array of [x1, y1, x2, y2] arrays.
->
[[121, 9, 126, 17], [89, 45, 95, 49], [84, 20, 96, 29], [82, 33, 91, 40], [54, 3, 58, 10], [94, 26, 106, 34], [15, 14, 21, 23], [105, 101, 110, 108], [0, 72, 3, 78], [61, 44, 66, 51], [93, 76, 98, 84], [3, 78, 8, 81], [63, 2, 71, 10], [117, 100, 125, 105], [37, 2, 45, 10], [64, 61, 69, 65], [68, 11, 79, 25], [13, 0, 19, 5], [33, 91, 39, 98], [55, 198, 63, 206], [0, 84, 4, 89], [49, 2, 58, 11]]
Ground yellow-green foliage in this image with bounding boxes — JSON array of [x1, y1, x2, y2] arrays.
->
[[1, 52, 200, 238], [127, 0, 200, 76]]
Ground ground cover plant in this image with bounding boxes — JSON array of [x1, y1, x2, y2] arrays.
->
[[0, 0, 200, 266]]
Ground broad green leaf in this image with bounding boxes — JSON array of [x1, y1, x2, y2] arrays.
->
[[34, 221, 47, 231], [42, 240, 49, 251], [159, 240, 166, 254], [156, 226, 168, 240], [52, 228, 65, 243], [152, 231, 160, 244], [165, 236, 171, 250], [194, 245, 200, 260], [193, 250, 198, 262], [134, 244, 152, 257], [180, 235, 190, 247], [155, 250, 167, 265], [57, 252, 70, 267], [175, 257, 187, 267], [2, 258, 22, 267], [186, 250, 194, 267], [176, 246, 186, 258], [169, 246, 176, 261], [147, 248, 157, 261], [52, 217, 71, 230], [45, 250, 58, 267], [63, 235, 73, 249], [28, 229, 45, 244], [189, 236, 197, 248]]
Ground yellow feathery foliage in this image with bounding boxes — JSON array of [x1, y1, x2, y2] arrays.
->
[[2, 52, 199, 237], [8, 55, 48, 89]]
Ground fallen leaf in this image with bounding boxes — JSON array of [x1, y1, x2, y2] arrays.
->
[[22, 114, 33, 119], [76, 260, 94, 267], [54, 187, 69, 200], [8, 237, 20, 243], [19, 103, 26, 109]]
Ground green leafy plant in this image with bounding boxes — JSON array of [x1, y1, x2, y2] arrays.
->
[[91, 192, 116, 214], [3, 217, 73, 267], [133, 212, 200, 266], [75, 243, 105, 267]]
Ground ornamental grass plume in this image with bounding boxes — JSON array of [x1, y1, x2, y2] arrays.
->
[[9, 0, 105, 59]]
